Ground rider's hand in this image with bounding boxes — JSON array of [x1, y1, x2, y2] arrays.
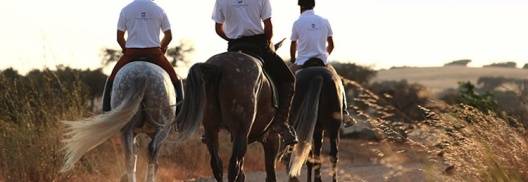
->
[[161, 46, 168, 54]]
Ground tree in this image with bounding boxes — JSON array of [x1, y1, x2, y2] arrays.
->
[[444, 59, 471, 67], [100, 41, 194, 68], [100, 49, 122, 67], [166, 41, 194, 67], [483, 62, 517, 68], [0, 68, 21, 81]]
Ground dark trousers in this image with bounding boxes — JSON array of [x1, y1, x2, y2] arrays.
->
[[108, 48, 178, 81]]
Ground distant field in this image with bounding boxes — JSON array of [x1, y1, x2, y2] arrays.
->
[[372, 66, 528, 95]]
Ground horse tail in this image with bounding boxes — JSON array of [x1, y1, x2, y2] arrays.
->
[[289, 76, 324, 177], [60, 78, 147, 172], [174, 63, 220, 143]]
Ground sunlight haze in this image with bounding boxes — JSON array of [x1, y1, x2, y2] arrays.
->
[[1, 0, 528, 74]]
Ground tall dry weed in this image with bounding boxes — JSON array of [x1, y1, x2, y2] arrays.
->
[[0, 69, 90, 181], [0, 69, 269, 181], [407, 104, 528, 181]]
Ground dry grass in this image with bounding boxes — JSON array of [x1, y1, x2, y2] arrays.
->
[[1, 67, 262, 182], [4, 68, 528, 181], [374, 67, 528, 94], [156, 131, 268, 181], [407, 105, 528, 181], [346, 77, 528, 181], [0, 70, 90, 181], [0, 70, 269, 181]]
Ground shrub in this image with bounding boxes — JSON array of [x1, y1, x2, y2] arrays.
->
[[369, 80, 431, 122], [455, 82, 498, 113], [331, 62, 377, 85]]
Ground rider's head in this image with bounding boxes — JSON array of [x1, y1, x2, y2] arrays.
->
[[298, 0, 315, 12]]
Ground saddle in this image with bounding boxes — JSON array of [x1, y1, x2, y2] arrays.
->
[[130, 57, 156, 64], [301, 58, 326, 69]]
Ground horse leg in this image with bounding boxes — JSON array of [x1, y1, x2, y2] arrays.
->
[[229, 133, 248, 182], [329, 129, 340, 182], [262, 134, 280, 182], [146, 129, 169, 182], [122, 130, 137, 182], [282, 147, 300, 182], [306, 150, 313, 182], [312, 130, 323, 182], [205, 128, 223, 181]]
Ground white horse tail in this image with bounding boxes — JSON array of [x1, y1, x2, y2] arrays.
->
[[60, 79, 147, 172], [174, 63, 220, 143], [289, 76, 324, 177]]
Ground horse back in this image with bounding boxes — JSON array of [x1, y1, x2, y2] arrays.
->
[[294, 66, 343, 128], [204, 52, 275, 141], [113, 62, 176, 133]]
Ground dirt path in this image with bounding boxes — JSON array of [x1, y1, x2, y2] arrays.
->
[[192, 162, 428, 182], [185, 139, 453, 182]]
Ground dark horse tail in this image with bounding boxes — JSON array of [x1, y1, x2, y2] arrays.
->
[[289, 76, 324, 177], [174, 63, 220, 143]]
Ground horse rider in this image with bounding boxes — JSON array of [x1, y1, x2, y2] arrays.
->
[[212, 0, 299, 146], [291, 0, 349, 115], [102, 0, 184, 114]]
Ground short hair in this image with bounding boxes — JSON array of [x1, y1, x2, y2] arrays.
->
[[298, 0, 315, 8]]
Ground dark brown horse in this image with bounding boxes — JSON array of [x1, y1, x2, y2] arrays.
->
[[174, 52, 283, 181], [286, 65, 344, 182]]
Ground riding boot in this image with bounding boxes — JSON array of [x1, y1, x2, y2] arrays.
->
[[272, 82, 299, 146], [102, 79, 113, 112], [341, 82, 350, 116]]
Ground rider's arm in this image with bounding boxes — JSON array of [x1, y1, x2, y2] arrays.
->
[[215, 23, 230, 41], [161, 30, 172, 53], [263, 18, 273, 42], [327, 36, 334, 54], [290, 41, 297, 63], [117, 30, 126, 53]]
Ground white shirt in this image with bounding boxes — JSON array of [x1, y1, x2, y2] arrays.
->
[[212, 0, 272, 39], [117, 0, 171, 48], [291, 10, 333, 65]]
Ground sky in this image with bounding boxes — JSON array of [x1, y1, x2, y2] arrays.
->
[[1, 0, 528, 75]]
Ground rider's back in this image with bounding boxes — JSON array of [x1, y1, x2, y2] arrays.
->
[[118, 0, 170, 48], [212, 0, 270, 39]]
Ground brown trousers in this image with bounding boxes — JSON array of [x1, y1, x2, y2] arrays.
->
[[108, 48, 178, 81]]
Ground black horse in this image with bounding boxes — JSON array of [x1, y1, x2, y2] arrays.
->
[[286, 65, 344, 182]]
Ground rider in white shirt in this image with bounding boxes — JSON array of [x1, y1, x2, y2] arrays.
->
[[103, 0, 183, 114], [291, 0, 349, 115], [212, 0, 298, 145], [290, 0, 334, 67]]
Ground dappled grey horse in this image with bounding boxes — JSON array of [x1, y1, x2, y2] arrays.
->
[[60, 61, 180, 182]]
